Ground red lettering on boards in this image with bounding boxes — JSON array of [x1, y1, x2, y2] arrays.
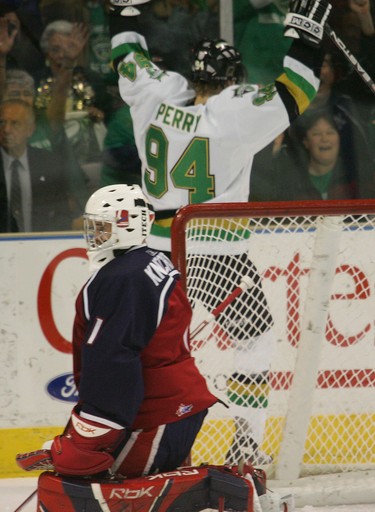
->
[[37, 248, 87, 354]]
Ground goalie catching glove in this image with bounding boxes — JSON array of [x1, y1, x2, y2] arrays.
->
[[109, 0, 151, 16], [284, 0, 332, 47], [16, 406, 126, 476]]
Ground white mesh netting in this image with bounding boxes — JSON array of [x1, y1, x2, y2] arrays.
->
[[171, 203, 375, 483]]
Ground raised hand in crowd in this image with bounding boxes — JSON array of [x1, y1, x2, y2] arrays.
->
[[348, 0, 375, 35], [54, 22, 90, 71], [41, 22, 91, 130], [0, 15, 18, 60], [0, 16, 18, 99]]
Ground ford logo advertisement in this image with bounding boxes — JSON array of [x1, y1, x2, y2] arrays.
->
[[46, 373, 78, 403]]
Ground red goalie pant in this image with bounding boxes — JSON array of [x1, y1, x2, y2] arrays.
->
[[112, 410, 207, 478], [37, 464, 267, 512]]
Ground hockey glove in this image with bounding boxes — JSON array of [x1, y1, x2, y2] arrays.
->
[[284, 0, 332, 47], [109, 0, 151, 17], [16, 408, 126, 476], [50, 409, 126, 475]]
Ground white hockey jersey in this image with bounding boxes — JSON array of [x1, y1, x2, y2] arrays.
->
[[111, 32, 321, 251]]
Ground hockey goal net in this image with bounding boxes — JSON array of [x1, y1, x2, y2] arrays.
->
[[171, 200, 375, 507]]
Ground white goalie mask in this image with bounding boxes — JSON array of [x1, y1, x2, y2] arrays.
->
[[83, 184, 155, 272]]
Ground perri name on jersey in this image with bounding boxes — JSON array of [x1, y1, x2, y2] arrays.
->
[[144, 252, 175, 286], [155, 103, 201, 133]]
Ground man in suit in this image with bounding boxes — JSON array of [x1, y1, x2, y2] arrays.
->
[[0, 98, 75, 232]]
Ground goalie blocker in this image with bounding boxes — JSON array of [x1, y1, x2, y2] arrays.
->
[[36, 464, 294, 512]]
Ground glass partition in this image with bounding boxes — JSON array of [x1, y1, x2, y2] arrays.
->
[[0, 0, 373, 233]]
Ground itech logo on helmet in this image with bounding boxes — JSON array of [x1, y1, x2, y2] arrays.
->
[[141, 210, 148, 236]]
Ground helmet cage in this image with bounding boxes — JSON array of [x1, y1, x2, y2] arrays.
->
[[84, 213, 118, 252], [191, 39, 244, 85]]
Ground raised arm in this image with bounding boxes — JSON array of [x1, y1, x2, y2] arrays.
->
[[349, 0, 375, 36], [0, 16, 18, 100], [276, 0, 332, 121], [47, 23, 90, 131]]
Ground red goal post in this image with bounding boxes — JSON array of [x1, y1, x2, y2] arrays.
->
[[171, 200, 375, 507]]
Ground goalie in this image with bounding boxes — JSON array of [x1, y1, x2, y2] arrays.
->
[[16, 184, 293, 512], [104, 0, 332, 467], [16, 185, 216, 498]]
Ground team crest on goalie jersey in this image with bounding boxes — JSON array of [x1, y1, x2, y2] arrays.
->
[[176, 403, 193, 417]]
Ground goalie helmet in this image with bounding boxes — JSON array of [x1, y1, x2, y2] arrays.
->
[[191, 38, 245, 85], [84, 184, 155, 272]]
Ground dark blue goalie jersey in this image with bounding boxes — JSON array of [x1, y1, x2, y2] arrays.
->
[[72, 246, 217, 429]]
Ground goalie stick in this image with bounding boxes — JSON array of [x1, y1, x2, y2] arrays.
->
[[13, 489, 37, 512], [324, 23, 375, 95], [190, 276, 254, 340]]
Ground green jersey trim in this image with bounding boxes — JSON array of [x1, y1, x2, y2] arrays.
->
[[277, 68, 317, 114], [111, 42, 149, 63], [151, 218, 252, 242]]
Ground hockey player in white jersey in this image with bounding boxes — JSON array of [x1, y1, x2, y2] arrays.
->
[[108, 0, 332, 468]]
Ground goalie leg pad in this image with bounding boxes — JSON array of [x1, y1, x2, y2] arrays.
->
[[36, 464, 266, 512]]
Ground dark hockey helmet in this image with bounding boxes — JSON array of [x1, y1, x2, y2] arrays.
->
[[191, 38, 245, 85]]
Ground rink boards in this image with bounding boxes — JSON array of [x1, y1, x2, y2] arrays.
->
[[0, 230, 375, 477]]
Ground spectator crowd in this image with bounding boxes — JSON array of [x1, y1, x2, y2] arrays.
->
[[0, 0, 374, 233]]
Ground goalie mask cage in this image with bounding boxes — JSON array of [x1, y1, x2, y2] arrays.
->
[[171, 200, 375, 507]]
